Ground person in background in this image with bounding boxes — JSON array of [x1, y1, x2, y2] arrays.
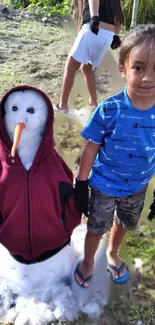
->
[[55, 0, 124, 117], [74, 24, 155, 287]]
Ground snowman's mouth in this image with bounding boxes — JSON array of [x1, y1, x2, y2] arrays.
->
[[11, 122, 26, 157]]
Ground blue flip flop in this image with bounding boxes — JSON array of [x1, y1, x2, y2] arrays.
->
[[74, 261, 93, 288], [107, 261, 129, 285]]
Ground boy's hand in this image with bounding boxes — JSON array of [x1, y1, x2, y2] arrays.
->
[[148, 190, 155, 221], [148, 191, 155, 221], [111, 35, 121, 50], [90, 16, 99, 35], [74, 179, 89, 216], [148, 202, 155, 221]]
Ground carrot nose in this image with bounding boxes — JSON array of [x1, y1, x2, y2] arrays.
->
[[11, 122, 26, 157]]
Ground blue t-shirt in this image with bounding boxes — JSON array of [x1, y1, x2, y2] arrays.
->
[[81, 88, 155, 197]]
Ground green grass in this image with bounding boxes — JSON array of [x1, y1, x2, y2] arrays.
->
[[0, 14, 155, 325], [126, 224, 155, 263], [0, 19, 69, 100]]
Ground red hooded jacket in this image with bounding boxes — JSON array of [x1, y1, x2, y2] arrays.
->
[[0, 85, 81, 264]]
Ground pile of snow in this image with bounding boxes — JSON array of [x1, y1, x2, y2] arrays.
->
[[0, 223, 110, 324]]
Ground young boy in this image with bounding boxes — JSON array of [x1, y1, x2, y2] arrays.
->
[[74, 24, 155, 287]]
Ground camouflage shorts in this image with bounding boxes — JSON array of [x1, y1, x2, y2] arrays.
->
[[88, 186, 147, 235]]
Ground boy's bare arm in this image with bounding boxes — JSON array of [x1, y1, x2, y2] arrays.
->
[[88, 0, 100, 17], [78, 141, 101, 181]]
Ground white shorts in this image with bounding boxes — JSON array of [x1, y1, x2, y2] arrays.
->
[[69, 23, 114, 68]]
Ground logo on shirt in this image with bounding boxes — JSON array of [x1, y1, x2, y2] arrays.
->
[[122, 133, 142, 138], [103, 106, 127, 112], [145, 146, 155, 151], [111, 170, 131, 176], [133, 141, 148, 146], [120, 114, 142, 119], [114, 145, 136, 151], [127, 153, 148, 160], [119, 161, 137, 166], [110, 138, 124, 142], [133, 123, 155, 130]]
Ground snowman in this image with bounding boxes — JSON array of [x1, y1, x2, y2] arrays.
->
[[0, 86, 111, 323], [0, 85, 81, 264]]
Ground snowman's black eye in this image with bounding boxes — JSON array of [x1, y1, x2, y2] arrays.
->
[[12, 105, 18, 112], [27, 107, 34, 114]]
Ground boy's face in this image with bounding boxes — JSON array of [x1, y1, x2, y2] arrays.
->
[[119, 41, 155, 107]]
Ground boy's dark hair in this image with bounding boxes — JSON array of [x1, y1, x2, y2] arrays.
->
[[71, 0, 124, 31], [119, 24, 155, 66]]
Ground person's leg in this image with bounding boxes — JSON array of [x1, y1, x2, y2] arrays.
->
[[80, 30, 114, 108], [106, 220, 127, 278], [81, 63, 98, 107], [75, 188, 116, 287], [59, 56, 81, 111], [76, 220, 127, 287], [107, 186, 147, 279], [75, 231, 102, 287]]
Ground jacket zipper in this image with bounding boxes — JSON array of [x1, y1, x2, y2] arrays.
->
[[26, 170, 35, 261]]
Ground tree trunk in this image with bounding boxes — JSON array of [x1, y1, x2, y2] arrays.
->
[[130, 0, 139, 29]]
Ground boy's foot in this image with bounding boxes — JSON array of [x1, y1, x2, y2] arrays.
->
[[74, 261, 93, 288], [106, 249, 129, 284], [53, 104, 76, 119]]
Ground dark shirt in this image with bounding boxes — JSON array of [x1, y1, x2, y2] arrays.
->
[[82, 0, 115, 25]]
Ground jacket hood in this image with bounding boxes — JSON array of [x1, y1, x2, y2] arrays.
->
[[0, 85, 54, 166]]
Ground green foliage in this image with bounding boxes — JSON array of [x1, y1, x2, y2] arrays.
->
[[8, 0, 70, 15], [7, 0, 155, 22], [122, 0, 155, 30], [28, 0, 70, 16], [9, 0, 23, 9]]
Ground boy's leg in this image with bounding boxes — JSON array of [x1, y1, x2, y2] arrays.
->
[[75, 188, 116, 287], [106, 220, 127, 279], [75, 221, 127, 286], [59, 56, 81, 111], [75, 231, 102, 287], [107, 186, 147, 279], [81, 63, 98, 107]]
